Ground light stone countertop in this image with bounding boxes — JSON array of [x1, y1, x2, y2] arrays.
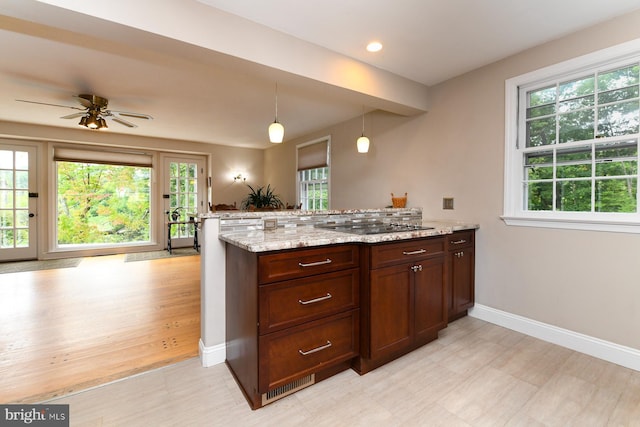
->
[[219, 220, 479, 252]]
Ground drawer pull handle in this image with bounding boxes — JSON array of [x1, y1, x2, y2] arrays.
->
[[298, 258, 332, 267], [298, 340, 332, 356], [402, 249, 426, 255], [298, 293, 332, 305], [451, 239, 467, 245]]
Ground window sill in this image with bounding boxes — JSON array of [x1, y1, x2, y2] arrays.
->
[[501, 215, 640, 234]]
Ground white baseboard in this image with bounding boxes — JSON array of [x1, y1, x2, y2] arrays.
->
[[469, 304, 640, 372], [199, 339, 226, 367]]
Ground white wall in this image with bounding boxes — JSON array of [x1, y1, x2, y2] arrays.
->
[[265, 10, 640, 351]]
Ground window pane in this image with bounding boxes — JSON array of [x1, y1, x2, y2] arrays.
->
[[556, 147, 592, 178], [556, 180, 592, 211], [0, 150, 12, 169], [0, 209, 13, 227], [15, 190, 28, 208], [559, 76, 594, 100], [598, 65, 639, 92], [558, 95, 594, 113], [529, 86, 556, 107], [525, 151, 554, 180], [0, 190, 12, 208], [595, 178, 637, 212], [15, 229, 28, 247], [57, 162, 151, 245], [0, 170, 12, 189], [0, 229, 14, 248], [527, 104, 555, 119], [526, 117, 556, 147], [15, 171, 28, 189], [558, 109, 594, 143], [527, 182, 553, 210], [15, 151, 28, 170], [597, 100, 639, 137], [15, 210, 28, 227], [598, 86, 639, 104]]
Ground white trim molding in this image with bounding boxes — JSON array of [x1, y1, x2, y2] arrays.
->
[[199, 339, 226, 367], [469, 304, 640, 372]]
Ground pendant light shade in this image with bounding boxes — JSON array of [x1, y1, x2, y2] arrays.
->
[[268, 121, 284, 143], [357, 135, 370, 153], [268, 83, 284, 143], [357, 107, 370, 153]]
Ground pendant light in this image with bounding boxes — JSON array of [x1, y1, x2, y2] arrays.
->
[[268, 83, 284, 143], [357, 107, 370, 153]]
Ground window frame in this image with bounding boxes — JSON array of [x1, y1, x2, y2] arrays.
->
[[503, 38, 640, 233], [296, 136, 330, 211], [51, 145, 156, 251]]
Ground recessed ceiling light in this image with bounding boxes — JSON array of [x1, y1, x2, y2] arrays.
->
[[366, 41, 383, 52]]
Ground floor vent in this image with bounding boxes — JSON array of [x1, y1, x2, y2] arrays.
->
[[262, 374, 315, 406]]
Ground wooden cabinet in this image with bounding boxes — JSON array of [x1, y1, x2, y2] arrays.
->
[[225, 243, 360, 409], [354, 236, 447, 374], [446, 230, 475, 321]]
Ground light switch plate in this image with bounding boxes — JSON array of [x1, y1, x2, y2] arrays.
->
[[443, 197, 454, 210]]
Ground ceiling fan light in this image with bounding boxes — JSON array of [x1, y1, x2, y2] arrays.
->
[[85, 114, 99, 129], [268, 120, 284, 143], [78, 115, 88, 127], [97, 117, 108, 129], [357, 135, 370, 153]]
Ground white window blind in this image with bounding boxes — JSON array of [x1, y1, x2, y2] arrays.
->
[[297, 139, 328, 171], [53, 147, 152, 167]]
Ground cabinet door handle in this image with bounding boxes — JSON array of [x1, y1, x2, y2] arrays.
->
[[298, 258, 332, 267], [298, 340, 332, 356], [450, 239, 467, 245], [410, 264, 423, 272], [298, 293, 332, 305], [402, 249, 426, 256]]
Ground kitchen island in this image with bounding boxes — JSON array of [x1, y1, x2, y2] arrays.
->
[[203, 209, 478, 409]]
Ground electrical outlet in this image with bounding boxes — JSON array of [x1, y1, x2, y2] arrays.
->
[[443, 197, 454, 210]]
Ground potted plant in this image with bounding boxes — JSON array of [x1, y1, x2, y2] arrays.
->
[[241, 184, 284, 210]]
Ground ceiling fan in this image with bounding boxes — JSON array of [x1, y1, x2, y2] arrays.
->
[[16, 94, 153, 130]]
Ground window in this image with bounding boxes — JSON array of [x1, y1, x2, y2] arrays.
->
[[504, 40, 640, 233], [297, 137, 330, 210], [54, 147, 152, 247]]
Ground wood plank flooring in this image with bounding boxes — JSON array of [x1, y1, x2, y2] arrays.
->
[[0, 253, 200, 403], [47, 316, 640, 426]]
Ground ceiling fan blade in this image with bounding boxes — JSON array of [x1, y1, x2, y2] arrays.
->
[[61, 112, 85, 119], [111, 116, 137, 128], [112, 111, 153, 120], [15, 99, 84, 110]]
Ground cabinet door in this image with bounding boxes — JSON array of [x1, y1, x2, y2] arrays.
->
[[415, 255, 446, 343], [369, 263, 412, 360], [451, 246, 474, 315]]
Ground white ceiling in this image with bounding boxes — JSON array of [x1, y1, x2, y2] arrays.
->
[[2, 0, 640, 149]]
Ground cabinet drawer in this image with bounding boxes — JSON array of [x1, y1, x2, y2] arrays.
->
[[258, 244, 359, 284], [259, 310, 359, 392], [259, 268, 359, 334], [370, 237, 443, 269], [445, 230, 474, 250]]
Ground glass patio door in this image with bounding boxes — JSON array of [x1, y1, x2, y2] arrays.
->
[[0, 144, 37, 261], [162, 155, 205, 250]]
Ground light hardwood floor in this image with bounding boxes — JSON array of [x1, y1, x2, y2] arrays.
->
[[0, 253, 200, 404], [48, 316, 640, 426]]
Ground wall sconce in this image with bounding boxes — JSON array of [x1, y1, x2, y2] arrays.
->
[[233, 173, 247, 182]]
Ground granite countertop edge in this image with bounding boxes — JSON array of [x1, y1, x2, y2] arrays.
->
[[220, 220, 479, 253]]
